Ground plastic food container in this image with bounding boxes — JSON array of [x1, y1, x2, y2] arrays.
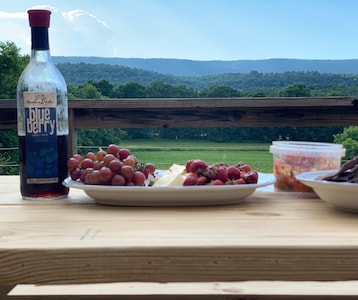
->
[[269, 141, 346, 192]]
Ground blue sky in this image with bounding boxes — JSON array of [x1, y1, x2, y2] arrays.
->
[[1, 0, 357, 60]]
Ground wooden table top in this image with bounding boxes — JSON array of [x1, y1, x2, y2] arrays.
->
[[1, 175, 358, 287]]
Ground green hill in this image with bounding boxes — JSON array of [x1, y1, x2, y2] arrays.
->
[[56, 62, 358, 95], [53, 56, 358, 76]]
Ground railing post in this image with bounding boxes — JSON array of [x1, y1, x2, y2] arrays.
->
[[68, 107, 77, 156]]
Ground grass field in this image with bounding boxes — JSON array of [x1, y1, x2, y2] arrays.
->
[[82, 140, 273, 173]]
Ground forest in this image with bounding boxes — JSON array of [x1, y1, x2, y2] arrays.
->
[[57, 63, 358, 97], [52, 56, 358, 76], [1, 41, 358, 174]]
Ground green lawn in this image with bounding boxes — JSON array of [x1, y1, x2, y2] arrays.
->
[[83, 140, 273, 173]]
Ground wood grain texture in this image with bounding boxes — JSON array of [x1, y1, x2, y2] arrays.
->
[[1, 97, 358, 129], [71, 106, 358, 129], [1, 176, 358, 286], [63, 97, 358, 128]]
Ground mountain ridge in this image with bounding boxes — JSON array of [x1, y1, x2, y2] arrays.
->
[[52, 57, 358, 76]]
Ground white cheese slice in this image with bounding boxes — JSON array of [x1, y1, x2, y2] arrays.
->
[[153, 164, 186, 186]]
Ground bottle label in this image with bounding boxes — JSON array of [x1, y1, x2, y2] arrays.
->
[[24, 92, 59, 184]]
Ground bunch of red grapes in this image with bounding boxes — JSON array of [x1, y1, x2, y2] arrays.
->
[[183, 159, 258, 186], [66, 144, 156, 186]]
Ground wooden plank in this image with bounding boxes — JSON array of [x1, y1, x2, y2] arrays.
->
[[1, 97, 358, 130], [70, 97, 358, 128], [0, 99, 17, 109], [0, 285, 14, 300], [2, 97, 357, 110], [8, 281, 358, 299], [0, 100, 17, 129], [72, 106, 358, 129], [2, 245, 358, 284], [67, 97, 358, 109], [67, 108, 77, 156]]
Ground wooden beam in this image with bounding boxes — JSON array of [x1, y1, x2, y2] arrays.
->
[[1, 97, 358, 130]]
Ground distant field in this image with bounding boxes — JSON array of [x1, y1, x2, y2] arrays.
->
[[82, 140, 273, 173]]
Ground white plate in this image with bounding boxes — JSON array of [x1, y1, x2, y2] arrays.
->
[[296, 170, 358, 213], [63, 172, 275, 206]]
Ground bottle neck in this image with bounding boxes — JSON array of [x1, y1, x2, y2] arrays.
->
[[31, 27, 49, 50], [30, 27, 52, 61]]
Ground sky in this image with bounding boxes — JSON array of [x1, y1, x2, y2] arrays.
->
[[1, 0, 358, 61]]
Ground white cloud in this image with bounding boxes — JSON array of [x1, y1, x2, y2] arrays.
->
[[0, 6, 114, 57], [30, 5, 60, 12], [51, 8, 113, 56], [62, 9, 109, 29], [0, 11, 26, 19]]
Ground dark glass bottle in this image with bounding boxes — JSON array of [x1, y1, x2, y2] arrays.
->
[[17, 9, 69, 200]]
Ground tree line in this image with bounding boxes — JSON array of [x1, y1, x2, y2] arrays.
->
[[57, 62, 358, 97]]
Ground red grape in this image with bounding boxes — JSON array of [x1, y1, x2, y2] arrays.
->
[[103, 154, 116, 167], [67, 157, 79, 170], [86, 170, 101, 185], [93, 160, 104, 170], [85, 152, 96, 161], [123, 156, 136, 167], [118, 148, 130, 160], [73, 154, 83, 164], [81, 158, 94, 170], [109, 159, 123, 173], [70, 169, 81, 181], [83, 168, 94, 184], [96, 150, 106, 161], [132, 171, 146, 186], [144, 163, 156, 174], [107, 144, 119, 157], [80, 169, 87, 182], [120, 165, 134, 181], [111, 174, 126, 186], [99, 166, 113, 183], [67, 144, 156, 186]]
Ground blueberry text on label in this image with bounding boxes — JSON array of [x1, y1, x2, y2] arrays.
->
[[26, 107, 56, 135]]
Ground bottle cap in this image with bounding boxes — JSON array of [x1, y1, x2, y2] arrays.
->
[[28, 9, 51, 27]]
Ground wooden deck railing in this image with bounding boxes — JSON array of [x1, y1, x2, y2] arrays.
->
[[1, 96, 358, 155]]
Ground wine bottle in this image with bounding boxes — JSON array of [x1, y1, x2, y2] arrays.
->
[[17, 9, 69, 200]]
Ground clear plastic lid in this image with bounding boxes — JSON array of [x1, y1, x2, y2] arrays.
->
[[269, 141, 346, 157]]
